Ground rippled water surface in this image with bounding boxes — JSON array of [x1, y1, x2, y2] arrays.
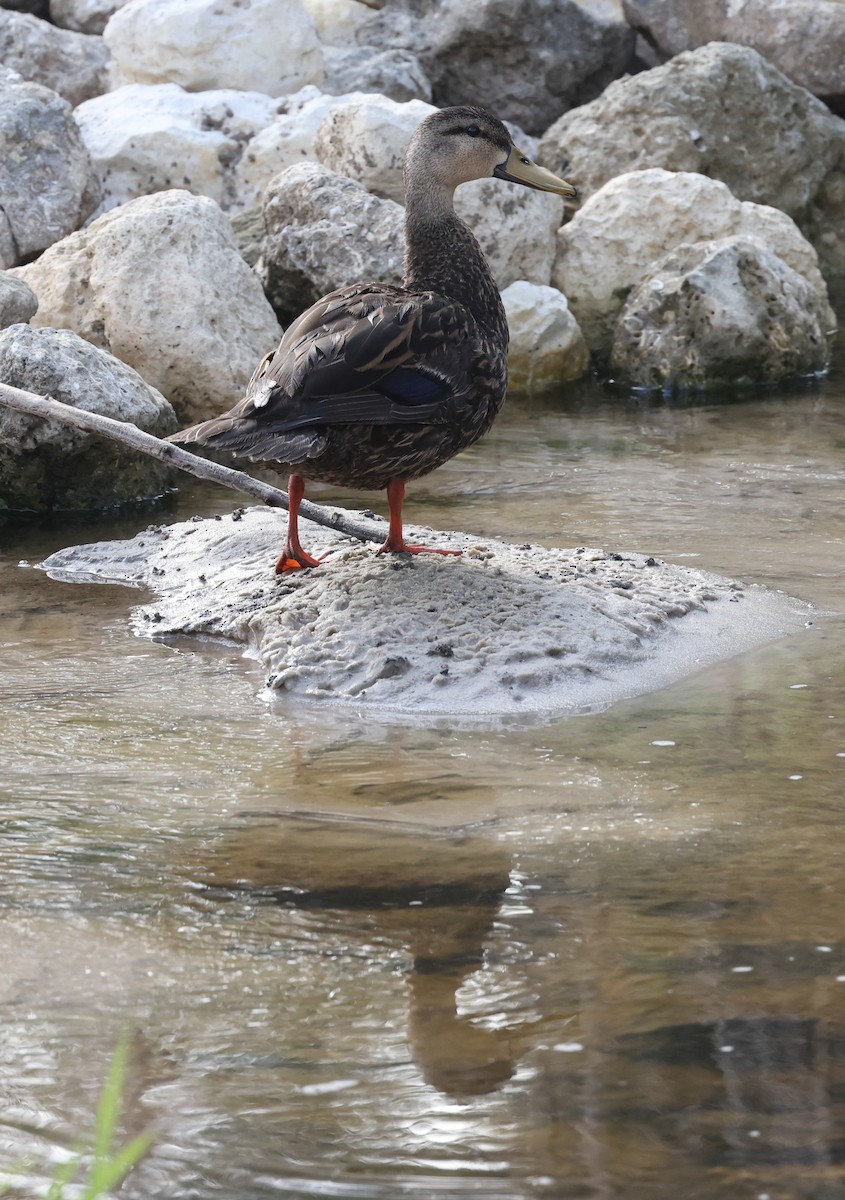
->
[[3, 342, 845, 1199]]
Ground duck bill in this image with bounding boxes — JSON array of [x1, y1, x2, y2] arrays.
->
[[493, 145, 577, 198]]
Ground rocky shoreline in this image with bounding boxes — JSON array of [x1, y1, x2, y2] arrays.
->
[[1, 0, 843, 509]]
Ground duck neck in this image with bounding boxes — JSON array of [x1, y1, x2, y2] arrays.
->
[[402, 187, 507, 343]]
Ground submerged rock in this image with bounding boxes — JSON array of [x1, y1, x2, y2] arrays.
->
[[40, 506, 804, 719], [12, 189, 282, 422], [0, 323, 176, 512], [610, 238, 833, 391]]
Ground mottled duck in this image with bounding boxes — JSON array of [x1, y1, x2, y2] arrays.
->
[[169, 105, 575, 571]]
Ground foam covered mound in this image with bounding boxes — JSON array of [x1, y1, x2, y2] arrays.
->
[[42, 506, 807, 719]]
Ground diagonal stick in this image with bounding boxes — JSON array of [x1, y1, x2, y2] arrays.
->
[[0, 381, 385, 543]]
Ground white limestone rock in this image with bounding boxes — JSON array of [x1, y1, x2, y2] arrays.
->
[[0, 323, 176, 512], [0, 7, 109, 106], [12, 190, 282, 422], [257, 160, 404, 323], [0, 68, 100, 266], [0, 273, 38, 328], [502, 281, 589, 392], [553, 169, 836, 356], [104, 0, 324, 95], [74, 83, 282, 215], [610, 237, 833, 391]]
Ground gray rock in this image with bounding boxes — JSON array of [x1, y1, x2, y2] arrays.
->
[[50, 0, 128, 34], [0, 272, 37, 327], [0, 0, 49, 14], [322, 45, 432, 103], [538, 42, 845, 279], [0, 323, 177, 512], [12, 189, 282, 423], [610, 237, 833, 391], [0, 69, 100, 265], [362, 0, 635, 135], [258, 161, 404, 324], [0, 9, 110, 106], [622, 0, 845, 110]]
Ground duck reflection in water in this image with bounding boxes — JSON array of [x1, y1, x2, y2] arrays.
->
[[195, 812, 524, 1097]]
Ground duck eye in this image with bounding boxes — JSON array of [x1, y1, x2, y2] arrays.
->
[[466, 124, 481, 138]]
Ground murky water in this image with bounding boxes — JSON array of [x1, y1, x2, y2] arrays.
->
[[2, 340, 845, 1198]]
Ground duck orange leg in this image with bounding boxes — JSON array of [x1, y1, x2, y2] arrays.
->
[[275, 474, 324, 573], [378, 477, 462, 557]]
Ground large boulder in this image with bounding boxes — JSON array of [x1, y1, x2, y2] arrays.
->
[[0, 323, 176, 512], [257, 161, 404, 324], [552, 170, 837, 356], [12, 190, 282, 422], [0, 8, 109, 106], [0, 273, 38, 329], [610, 237, 833, 391], [74, 83, 281, 215], [0, 69, 100, 266], [362, 0, 635, 135], [502, 281, 589, 392], [104, 0, 324, 95], [538, 43, 845, 280], [314, 95, 564, 288], [50, 0, 128, 34], [622, 0, 845, 110]]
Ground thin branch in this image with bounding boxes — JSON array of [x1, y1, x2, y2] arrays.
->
[[0, 381, 385, 544]]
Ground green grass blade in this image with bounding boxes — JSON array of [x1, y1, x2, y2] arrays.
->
[[91, 1034, 130, 1168], [80, 1129, 153, 1200]]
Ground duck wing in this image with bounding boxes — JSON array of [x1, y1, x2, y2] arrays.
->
[[171, 284, 478, 459]]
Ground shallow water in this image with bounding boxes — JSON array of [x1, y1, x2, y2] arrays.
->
[[2, 346, 845, 1198]]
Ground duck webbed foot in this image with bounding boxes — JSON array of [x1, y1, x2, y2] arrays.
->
[[378, 478, 462, 559], [275, 473, 324, 573]]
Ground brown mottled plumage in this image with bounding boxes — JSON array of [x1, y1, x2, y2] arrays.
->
[[169, 106, 575, 571]]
